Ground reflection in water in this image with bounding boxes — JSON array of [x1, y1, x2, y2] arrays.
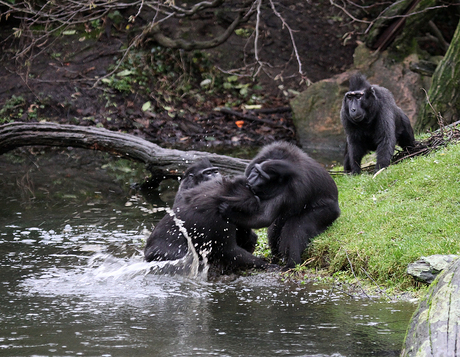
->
[[0, 149, 416, 356]]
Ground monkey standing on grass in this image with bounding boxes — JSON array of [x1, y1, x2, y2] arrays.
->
[[341, 73, 416, 174]]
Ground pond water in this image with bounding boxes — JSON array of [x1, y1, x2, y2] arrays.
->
[[0, 148, 416, 357]]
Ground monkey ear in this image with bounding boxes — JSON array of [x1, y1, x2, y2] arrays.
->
[[365, 86, 377, 99]]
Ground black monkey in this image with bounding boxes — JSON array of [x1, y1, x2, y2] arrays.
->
[[219, 141, 340, 269], [169, 177, 272, 271], [144, 159, 258, 263], [341, 73, 416, 174], [144, 159, 221, 262]]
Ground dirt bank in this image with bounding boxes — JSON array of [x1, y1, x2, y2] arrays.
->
[[0, 1, 357, 155]]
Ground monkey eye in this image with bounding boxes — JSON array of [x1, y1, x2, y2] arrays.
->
[[202, 167, 219, 176], [346, 91, 363, 100]]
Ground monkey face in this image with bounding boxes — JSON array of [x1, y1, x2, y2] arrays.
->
[[179, 160, 221, 192], [193, 166, 221, 186], [247, 163, 270, 189], [246, 160, 294, 200], [345, 91, 366, 122]]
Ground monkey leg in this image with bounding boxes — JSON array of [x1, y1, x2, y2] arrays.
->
[[277, 202, 340, 269]]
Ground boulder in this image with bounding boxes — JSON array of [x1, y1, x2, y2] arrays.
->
[[407, 254, 459, 284], [400, 257, 460, 357], [289, 73, 348, 155]]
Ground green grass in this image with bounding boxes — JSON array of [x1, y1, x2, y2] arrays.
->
[[306, 142, 460, 290]]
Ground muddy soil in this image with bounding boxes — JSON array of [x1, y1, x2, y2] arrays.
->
[[0, 1, 358, 155]]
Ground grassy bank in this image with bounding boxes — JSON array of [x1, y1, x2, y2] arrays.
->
[[303, 141, 460, 292]]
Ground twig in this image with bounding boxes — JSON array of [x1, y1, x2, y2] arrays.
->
[[343, 248, 370, 298], [428, 20, 449, 51], [253, 0, 263, 77], [329, 0, 373, 24], [252, 107, 291, 114], [422, 88, 445, 134], [268, 0, 309, 85], [372, 167, 386, 178], [391, 126, 460, 164], [330, 281, 360, 299], [360, 267, 394, 301]]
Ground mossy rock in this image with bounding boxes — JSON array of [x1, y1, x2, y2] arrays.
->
[[401, 257, 460, 356], [290, 76, 348, 153]]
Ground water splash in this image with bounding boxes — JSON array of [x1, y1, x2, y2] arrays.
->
[[20, 256, 212, 300], [7, 220, 210, 298], [160, 207, 210, 280]]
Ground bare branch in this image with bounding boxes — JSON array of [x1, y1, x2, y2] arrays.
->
[[428, 20, 449, 51], [329, 0, 373, 25], [268, 0, 310, 85], [331, 0, 457, 40], [149, 12, 244, 50], [0, 122, 249, 178], [0, 0, 311, 83], [167, 0, 225, 17]]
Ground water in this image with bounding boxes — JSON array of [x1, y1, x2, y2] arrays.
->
[[0, 148, 416, 356]]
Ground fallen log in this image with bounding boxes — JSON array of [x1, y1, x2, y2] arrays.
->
[[0, 122, 249, 181], [400, 257, 460, 357]]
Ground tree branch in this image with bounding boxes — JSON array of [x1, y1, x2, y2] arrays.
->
[[0, 122, 249, 179], [167, 0, 225, 17], [150, 12, 243, 50]]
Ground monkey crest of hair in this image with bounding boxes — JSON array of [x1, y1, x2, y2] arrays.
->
[[341, 73, 416, 174], [173, 158, 221, 208], [349, 74, 369, 92]]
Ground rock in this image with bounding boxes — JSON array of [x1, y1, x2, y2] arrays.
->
[[409, 60, 438, 76], [290, 44, 427, 154], [400, 257, 460, 357], [289, 73, 348, 155], [407, 254, 459, 284]]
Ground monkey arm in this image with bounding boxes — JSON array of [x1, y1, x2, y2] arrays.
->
[[344, 138, 367, 174], [374, 121, 397, 171], [219, 193, 282, 229], [221, 244, 273, 269], [217, 179, 261, 223], [215, 176, 279, 228]]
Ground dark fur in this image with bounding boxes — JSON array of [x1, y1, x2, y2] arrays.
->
[[173, 177, 271, 270], [219, 141, 340, 269], [341, 73, 416, 174], [144, 159, 258, 264], [173, 158, 221, 207]]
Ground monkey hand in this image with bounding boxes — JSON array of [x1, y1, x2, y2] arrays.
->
[[218, 194, 260, 222], [217, 202, 229, 215]]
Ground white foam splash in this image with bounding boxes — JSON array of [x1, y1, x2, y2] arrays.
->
[[166, 207, 210, 280]]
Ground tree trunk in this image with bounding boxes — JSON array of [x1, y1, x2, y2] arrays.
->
[[364, 0, 442, 52], [388, 0, 438, 53], [415, 19, 460, 132], [400, 257, 460, 356], [365, 0, 417, 50], [0, 122, 249, 180]]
